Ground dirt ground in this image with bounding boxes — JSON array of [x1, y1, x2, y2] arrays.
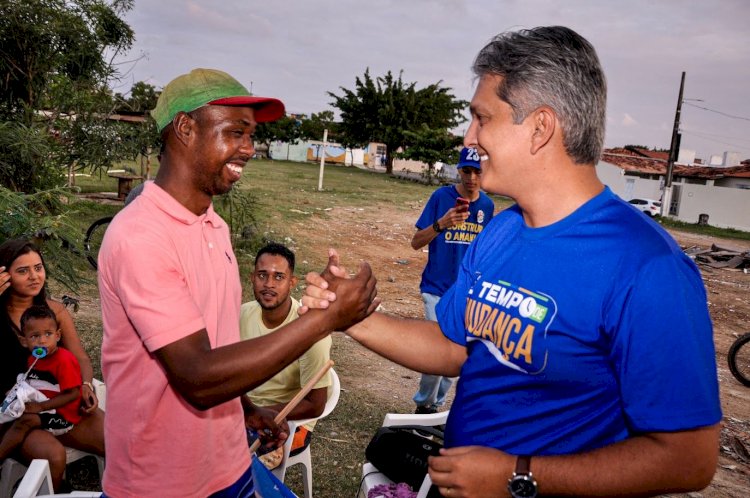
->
[[289, 204, 750, 498]]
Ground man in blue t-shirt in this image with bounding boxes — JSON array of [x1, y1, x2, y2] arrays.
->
[[410, 147, 494, 414], [304, 26, 721, 498]]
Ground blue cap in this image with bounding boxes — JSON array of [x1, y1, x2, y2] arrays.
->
[[457, 147, 481, 169]]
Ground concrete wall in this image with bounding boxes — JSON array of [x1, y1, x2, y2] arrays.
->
[[269, 141, 308, 162], [672, 183, 750, 231], [596, 160, 750, 232]]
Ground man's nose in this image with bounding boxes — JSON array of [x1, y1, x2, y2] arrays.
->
[[464, 119, 479, 148], [240, 137, 255, 157]]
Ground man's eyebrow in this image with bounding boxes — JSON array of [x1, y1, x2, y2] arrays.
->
[[235, 118, 256, 126]]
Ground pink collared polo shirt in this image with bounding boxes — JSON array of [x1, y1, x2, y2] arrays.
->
[[98, 182, 249, 497]]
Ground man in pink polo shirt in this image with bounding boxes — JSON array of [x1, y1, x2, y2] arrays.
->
[[97, 68, 378, 498]]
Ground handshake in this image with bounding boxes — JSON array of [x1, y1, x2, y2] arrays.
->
[[299, 249, 381, 332]]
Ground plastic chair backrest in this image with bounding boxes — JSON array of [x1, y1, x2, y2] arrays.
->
[[271, 368, 341, 498]]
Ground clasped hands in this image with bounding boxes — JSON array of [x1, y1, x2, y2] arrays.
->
[[300, 250, 514, 497], [299, 248, 380, 331]]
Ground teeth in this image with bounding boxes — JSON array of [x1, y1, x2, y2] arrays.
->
[[226, 163, 243, 175], [480, 155, 489, 161]]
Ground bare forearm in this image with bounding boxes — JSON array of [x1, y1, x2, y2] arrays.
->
[[347, 312, 466, 376], [431, 425, 719, 497], [40, 389, 80, 412], [411, 226, 439, 250], [534, 425, 720, 496], [157, 310, 334, 409]]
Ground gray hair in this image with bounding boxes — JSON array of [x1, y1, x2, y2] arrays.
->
[[472, 26, 606, 164]]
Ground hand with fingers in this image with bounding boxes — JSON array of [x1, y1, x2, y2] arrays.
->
[[299, 248, 380, 330], [441, 203, 470, 229], [0, 266, 10, 296], [246, 404, 289, 452], [429, 446, 513, 498]]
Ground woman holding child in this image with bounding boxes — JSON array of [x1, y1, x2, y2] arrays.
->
[[0, 238, 104, 489]]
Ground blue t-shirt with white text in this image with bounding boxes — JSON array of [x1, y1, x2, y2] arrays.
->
[[437, 187, 721, 455], [416, 185, 494, 296]]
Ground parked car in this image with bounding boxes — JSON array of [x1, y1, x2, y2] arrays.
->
[[628, 198, 662, 217]]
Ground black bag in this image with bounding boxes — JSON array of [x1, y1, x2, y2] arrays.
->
[[365, 424, 444, 492]]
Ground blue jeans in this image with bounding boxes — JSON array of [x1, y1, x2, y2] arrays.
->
[[412, 292, 454, 409]]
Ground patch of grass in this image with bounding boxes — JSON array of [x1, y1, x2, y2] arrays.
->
[[658, 217, 750, 241]]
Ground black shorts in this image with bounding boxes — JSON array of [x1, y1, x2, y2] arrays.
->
[[38, 412, 74, 436]]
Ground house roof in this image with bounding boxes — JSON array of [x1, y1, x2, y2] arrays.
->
[[601, 148, 750, 180]]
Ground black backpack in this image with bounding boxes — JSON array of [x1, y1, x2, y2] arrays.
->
[[365, 424, 444, 495]]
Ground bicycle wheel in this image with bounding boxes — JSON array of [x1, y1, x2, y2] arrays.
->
[[728, 333, 750, 387], [84, 216, 113, 270]]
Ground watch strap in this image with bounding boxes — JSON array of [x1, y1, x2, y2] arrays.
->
[[432, 221, 444, 233], [515, 455, 531, 475]]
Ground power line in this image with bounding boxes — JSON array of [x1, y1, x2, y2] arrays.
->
[[681, 130, 750, 152], [683, 101, 750, 122]]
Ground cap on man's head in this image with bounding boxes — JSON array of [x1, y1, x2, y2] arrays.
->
[[150, 68, 285, 132], [458, 147, 481, 170]]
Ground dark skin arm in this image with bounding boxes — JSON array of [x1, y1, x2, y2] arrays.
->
[[25, 387, 80, 413], [240, 395, 289, 450], [153, 263, 378, 411]]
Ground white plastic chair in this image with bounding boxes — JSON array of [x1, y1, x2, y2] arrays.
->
[[1, 379, 106, 497], [358, 410, 449, 498], [271, 368, 341, 498], [12, 459, 101, 498]]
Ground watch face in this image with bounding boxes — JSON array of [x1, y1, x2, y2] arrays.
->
[[509, 476, 537, 498]]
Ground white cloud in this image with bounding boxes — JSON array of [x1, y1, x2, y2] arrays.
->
[[621, 114, 638, 127]]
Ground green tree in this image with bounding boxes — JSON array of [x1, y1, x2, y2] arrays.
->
[[0, 0, 135, 192], [399, 124, 463, 182], [299, 111, 337, 141], [254, 115, 303, 159], [0, 0, 137, 290], [328, 69, 467, 173], [122, 81, 159, 112]]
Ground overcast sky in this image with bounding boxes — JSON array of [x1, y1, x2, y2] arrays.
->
[[115, 0, 750, 162]]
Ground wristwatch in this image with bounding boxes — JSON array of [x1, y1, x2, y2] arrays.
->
[[432, 221, 444, 233], [508, 456, 538, 498]]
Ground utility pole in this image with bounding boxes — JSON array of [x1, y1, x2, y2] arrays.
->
[[662, 71, 685, 217], [318, 128, 328, 191]]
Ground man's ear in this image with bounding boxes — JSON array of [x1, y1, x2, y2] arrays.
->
[[291, 275, 299, 288], [529, 106, 556, 155], [171, 111, 196, 146]]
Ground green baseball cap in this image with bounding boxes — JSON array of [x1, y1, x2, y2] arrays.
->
[[150, 68, 285, 132]]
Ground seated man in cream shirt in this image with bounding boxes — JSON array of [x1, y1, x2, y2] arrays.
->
[[240, 242, 332, 466]]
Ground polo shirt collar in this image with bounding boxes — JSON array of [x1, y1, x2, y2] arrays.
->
[[142, 181, 225, 228]]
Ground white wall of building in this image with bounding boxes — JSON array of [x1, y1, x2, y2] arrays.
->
[[723, 151, 741, 167], [677, 148, 696, 164], [596, 160, 750, 232], [269, 141, 308, 162], [675, 183, 750, 231]]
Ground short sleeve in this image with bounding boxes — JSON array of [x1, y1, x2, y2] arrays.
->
[[435, 241, 479, 346], [56, 350, 82, 391], [415, 190, 442, 230], [607, 254, 721, 431]]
